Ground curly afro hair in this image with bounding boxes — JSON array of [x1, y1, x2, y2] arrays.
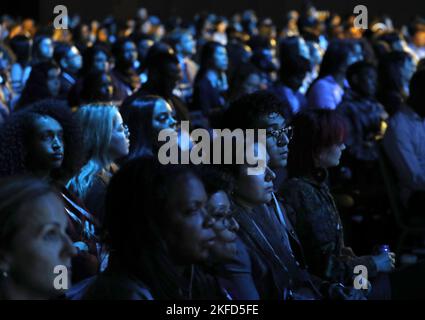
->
[[219, 90, 286, 130], [0, 99, 84, 183]]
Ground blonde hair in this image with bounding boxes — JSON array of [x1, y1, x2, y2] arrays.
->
[[67, 103, 118, 200]]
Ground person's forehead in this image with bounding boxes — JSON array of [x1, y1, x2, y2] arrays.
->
[[154, 99, 172, 114], [258, 112, 286, 128], [35, 116, 62, 130], [171, 174, 207, 204], [18, 193, 66, 231]]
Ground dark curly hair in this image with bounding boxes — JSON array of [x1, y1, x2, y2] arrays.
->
[[220, 90, 285, 130], [196, 165, 235, 196], [0, 99, 83, 183]]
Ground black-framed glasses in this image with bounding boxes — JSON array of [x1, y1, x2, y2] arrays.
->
[[267, 126, 293, 141]]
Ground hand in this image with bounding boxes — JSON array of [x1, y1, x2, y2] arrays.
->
[[372, 252, 396, 272]]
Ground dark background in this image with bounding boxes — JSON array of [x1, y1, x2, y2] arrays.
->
[[1, 0, 424, 27]]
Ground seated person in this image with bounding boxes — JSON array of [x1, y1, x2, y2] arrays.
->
[[339, 61, 388, 163], [383, 69, 425, 217]]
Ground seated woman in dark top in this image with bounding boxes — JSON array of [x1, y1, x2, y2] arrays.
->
[[68, 45, 128, 107], [111, 38, 141, 95], [272, 53, 310, 121], [377, 51, 416, 116], [192, 41, 229, 127], [0, 176, 76, 300], [199, 165, 260, 300], [280, 109, 395, 296], [16, 61, 61, 109], [77, 71, 115, 105], [68, 157, 224, 300], [228, 63, 265, 102], [0, 99, 100, 284], [120, 95, 178, 160], [67, 104, 130, 226]]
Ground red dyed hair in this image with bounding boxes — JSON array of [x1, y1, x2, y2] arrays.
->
[[287, 109, 347, 177]]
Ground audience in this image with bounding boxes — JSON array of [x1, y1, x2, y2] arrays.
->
[[0, 5, 424, 301]]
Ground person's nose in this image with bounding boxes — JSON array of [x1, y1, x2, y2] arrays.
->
[[62, 233, 77, 258], [265, 166, 276, 181], [278, 131, 290, 147], [52, 137, 62, 151], [168, 116, 178, 129], [202, 208, 216, 228]]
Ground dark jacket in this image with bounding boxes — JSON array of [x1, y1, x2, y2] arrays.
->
[[232, 201, 323, 300], [66, 268, 153, 300], [279, 170, 378, 284]]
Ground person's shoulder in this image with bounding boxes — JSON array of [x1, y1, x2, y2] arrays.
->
[[70, 273, 153, 300], [280, 177, 318, 201]]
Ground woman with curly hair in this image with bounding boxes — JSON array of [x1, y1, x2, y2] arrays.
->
[[68, 103, 130, 224], [0, 99, 100, 283]]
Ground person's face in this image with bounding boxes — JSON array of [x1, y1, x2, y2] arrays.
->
[[355, 67, 377, 98], [93, 51, 110, 73], [207, 191, 239, 261], [65, 46, 82, 73], [180, 34, 196, 56], [213, 46, 228, 72], [315, 143, 346, 168], [0, 193, 76, 299], [235, 145, 276, 206], [258, 112, 290, 169], [47, 68, 61, 97], [165, 174, 216, 263], [122, 41, 138, 65], [108, 111, 130, 161], [152, 99, 178, 138], [242, 73, 262, 94], [29, 116, 64, 174], [97, 73, 114, 100], [235, 163, 276, 206], [39, 38, 53, 59]]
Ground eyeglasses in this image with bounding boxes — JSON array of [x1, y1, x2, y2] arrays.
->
[[267, 126, 293, 142]]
